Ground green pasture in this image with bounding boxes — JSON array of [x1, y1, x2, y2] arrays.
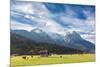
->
[[11, 54, 95, 67]]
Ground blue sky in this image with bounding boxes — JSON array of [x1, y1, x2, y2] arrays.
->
[[11, 1, 95, 43]]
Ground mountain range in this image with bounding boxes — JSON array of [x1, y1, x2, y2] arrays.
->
[[11, 28, 95, 55]]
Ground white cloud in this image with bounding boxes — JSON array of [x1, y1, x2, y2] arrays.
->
[[59, 9, 95, 32], [11, 2, 33, 14], [45, 21, 66, 35], [11, 20, 34, 32], [46, 21, 52, 27], [81, 34, 95, 43], [24, 15, 67, 35], [11, 2, 95, 43], [57, 8, 95, 43]]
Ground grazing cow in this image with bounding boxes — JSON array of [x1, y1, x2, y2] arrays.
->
[[60, 56, 62, 58], [22, 56, 27, 59], [31, 55, 33, 58], [22, 56, 29, 59]]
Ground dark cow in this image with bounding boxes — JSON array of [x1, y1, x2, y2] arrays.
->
[[22, 56, 29, 59], [22, 56, 27, 59], [31, 55, 33, 58], [60, 56, 62, 58]]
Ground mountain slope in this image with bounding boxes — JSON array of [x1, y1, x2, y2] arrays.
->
[[11, 29, 54, 44], [11, 29, 95, 53], [64, 31, 95, 53], [11, 31, 84, 55]]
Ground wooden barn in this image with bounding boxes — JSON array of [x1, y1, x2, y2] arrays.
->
[[39, 50, 50, 57]]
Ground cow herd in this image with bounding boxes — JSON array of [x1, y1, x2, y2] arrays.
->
[[21, 55, 63, 59], [22, 55, 34, 59], [21, 54, 90, 60]]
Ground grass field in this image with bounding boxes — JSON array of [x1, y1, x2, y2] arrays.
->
[[11, 54, 95, 67]]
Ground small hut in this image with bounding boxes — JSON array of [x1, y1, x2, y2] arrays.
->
[[39, 50, 49, 57]]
